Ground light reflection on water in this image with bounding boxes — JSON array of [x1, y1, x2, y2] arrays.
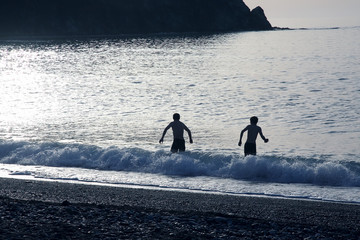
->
[[0, 28, 359, 161]]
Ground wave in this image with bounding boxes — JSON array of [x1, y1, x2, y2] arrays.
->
[[1, 140, 360, 187]]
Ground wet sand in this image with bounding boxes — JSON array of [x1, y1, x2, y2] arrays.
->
[[0, 177, 359, 239]]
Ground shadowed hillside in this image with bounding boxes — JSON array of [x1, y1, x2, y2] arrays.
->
[[0, 0, 272, 38]]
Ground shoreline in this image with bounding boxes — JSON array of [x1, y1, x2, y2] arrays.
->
[[3, 175, 360, 205], [1, 177, 360, 239]]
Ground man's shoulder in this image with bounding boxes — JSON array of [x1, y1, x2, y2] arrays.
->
[[167, 121, 175, 127], [256, 125, 262, 132], [249, 124, 261, 131], [170, 121, 182, 127], [173, 120, 184, 124]]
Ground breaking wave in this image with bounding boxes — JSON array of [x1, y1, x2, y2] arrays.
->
[[1, 140, 360, 187]]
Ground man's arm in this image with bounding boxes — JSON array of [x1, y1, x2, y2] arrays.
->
[[238, 126, 248, 146], [159, 123, 172, 143], [259, 127, 269, 143], [184, 125, 193, 143]]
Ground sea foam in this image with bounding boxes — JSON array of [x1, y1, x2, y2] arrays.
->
[[0, 140, 359, 187]]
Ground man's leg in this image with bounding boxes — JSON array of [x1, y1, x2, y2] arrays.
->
[[178, 139, 186, 152]]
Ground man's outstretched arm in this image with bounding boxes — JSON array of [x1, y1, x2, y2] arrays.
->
[[184, 125, 193, 143], [159, 124, 171, 143], [238, 126, 248, 146], [259, 128, 269, 143]]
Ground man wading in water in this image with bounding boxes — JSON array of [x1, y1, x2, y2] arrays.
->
[[238, 116, 269, 156], [159, 113, 193, 153]]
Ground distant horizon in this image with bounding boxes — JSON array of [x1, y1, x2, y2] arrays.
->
[[244, 0, 360, 28]]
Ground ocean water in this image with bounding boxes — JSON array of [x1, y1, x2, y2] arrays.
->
[[0, 27, 360, 203]]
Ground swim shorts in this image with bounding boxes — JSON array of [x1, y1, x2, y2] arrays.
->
[[244, 142, 256, 156], [171, 139, 185, 153]]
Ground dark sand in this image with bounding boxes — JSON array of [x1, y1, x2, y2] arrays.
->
[[0, 177, 359, 239]]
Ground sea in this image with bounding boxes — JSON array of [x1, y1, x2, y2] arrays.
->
[[0, 26, 359, 203]]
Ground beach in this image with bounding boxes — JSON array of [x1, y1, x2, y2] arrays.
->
[[1, 1, 360, 239], [0, 178, 359, 239]]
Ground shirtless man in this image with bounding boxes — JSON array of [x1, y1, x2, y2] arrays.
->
[[238, 116, 269, 156], [159, 113, 193, 153]]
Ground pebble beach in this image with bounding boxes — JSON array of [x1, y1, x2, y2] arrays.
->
[[0, 178, 359, 239]]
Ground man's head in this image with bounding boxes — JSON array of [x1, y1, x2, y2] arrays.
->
[[250, 116, 258, 125], [173, 113, 180, 121]]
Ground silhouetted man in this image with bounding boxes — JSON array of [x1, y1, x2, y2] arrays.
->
[[238, 116, 269, 156], [159, 113, 193, 153]]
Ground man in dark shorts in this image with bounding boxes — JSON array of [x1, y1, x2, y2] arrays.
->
[[238, 116, 269, 156], [159, 113, 193, 153]]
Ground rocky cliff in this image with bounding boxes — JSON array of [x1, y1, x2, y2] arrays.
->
[[0, 0, 272, 38]]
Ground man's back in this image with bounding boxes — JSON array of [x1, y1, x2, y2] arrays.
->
[[238, 116, 268, 156], [246, 124, 262, 143], [170, 120, 187, 140], [159, 113, 193, 152]]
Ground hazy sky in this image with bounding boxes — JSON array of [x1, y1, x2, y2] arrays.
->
[[244, 0, 360, 28]]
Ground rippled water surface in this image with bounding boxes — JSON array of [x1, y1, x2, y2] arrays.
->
[[0, 27, 359, 202]]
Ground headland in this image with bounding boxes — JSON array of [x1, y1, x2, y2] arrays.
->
[[0, 0, 272, 38]]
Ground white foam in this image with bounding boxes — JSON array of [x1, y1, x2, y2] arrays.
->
[[1, 141, 359, 187]]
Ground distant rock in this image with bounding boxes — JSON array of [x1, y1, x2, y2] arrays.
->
[[249, 6, 273, 30], [0, 0, 272, 38]]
